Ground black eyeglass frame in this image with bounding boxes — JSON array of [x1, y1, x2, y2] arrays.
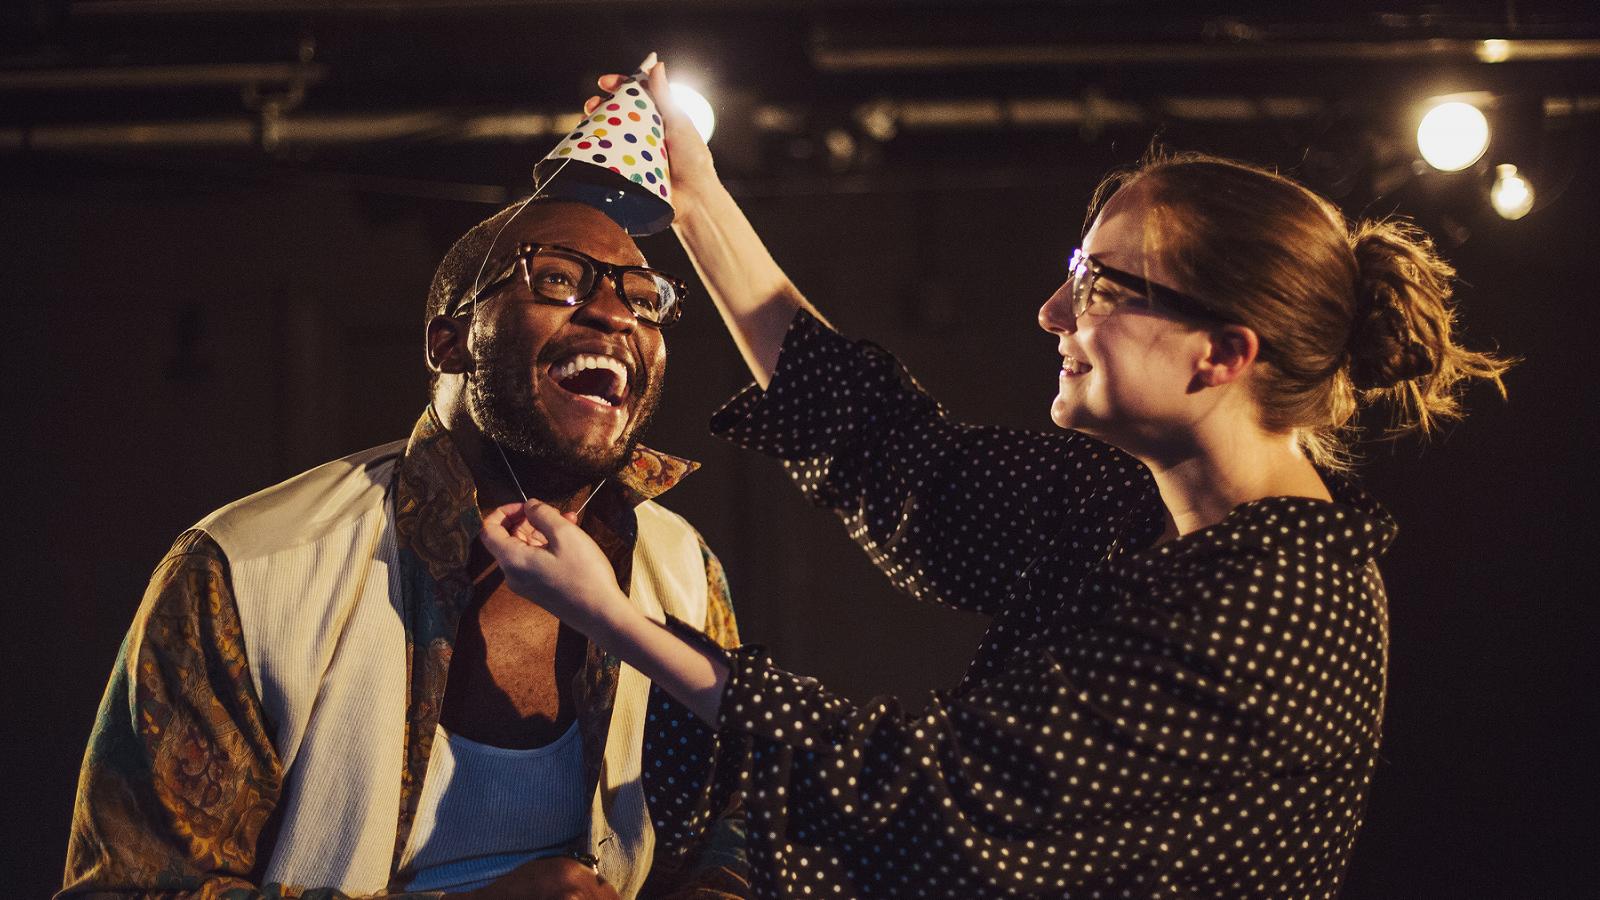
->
[[1066, 248, 1232, 325], [452, 242, 688, 327]]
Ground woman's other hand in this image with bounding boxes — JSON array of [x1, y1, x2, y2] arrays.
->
[[479, 500, 629, 632], [584, 58, 718, 227]]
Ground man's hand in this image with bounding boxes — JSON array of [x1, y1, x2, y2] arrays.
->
[[584, 58, 719, 227], [446, 855, 622, 900]]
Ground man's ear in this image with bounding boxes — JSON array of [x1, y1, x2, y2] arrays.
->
[[426, 315, 472, 375], [1195, 324, 1260, 388]]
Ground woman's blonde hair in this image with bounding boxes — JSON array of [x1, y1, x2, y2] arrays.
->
[[1088, 150, 1513, 467]]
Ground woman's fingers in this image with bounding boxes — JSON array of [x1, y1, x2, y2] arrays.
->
[[478, 506, 524, 557], [521, 498, 579, 547], [483, 501, 549, 548], [643, 61, 677, 120], [643, 60, 707, 159], [513, 517, 546, 547], [583, 73, 629, 114]]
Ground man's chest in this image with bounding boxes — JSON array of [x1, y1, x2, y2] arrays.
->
[[438, 571, 589, 749]]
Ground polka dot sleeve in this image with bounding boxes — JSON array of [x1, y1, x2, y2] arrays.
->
[[711, 309, 1157, 616]]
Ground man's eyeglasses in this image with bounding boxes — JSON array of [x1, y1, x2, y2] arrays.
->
[[1065, 248, 1227, 324], [453, 242, 688, 327]]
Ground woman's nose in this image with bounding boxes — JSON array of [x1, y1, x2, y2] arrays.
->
[[1038, 283, 1078, 335]]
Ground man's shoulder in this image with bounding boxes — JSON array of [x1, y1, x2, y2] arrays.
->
[[195, 440, 408, 564]]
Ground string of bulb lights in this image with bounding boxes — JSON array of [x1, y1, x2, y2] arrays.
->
[[1416, 98, 1539, 221]]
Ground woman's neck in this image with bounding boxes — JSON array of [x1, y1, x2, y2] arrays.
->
[[1140, 429, 1330, 540]]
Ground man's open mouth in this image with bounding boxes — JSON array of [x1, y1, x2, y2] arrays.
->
[[547, 353, 630, 408], [1061, 355, 1093, 376]]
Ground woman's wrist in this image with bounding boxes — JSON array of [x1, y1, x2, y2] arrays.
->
[[584, 595, 730, 725], [668, 174, 729, 233], [569, 584, 644, 646]]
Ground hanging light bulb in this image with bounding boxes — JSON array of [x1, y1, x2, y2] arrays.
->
[[1417, 100, 1490, 172], [670, 83, 716, 143], [1490, 163, 1535, 220]]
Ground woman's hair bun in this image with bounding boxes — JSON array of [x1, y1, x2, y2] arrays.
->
[[1348, 222, 1448, 390], [1343, 217, 1512, 436], [1347, 275, 1437, 390]]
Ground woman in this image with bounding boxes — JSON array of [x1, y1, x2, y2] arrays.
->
[[480, 63, 1510, 898]]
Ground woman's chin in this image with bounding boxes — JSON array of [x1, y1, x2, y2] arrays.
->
[[1051, 399, 1116, 444], [1049, 397, 1082, 431]]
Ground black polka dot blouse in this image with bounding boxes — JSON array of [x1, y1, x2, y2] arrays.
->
[[644, 309, 1394, 899]]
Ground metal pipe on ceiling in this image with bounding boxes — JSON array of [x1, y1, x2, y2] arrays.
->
[[5, 93, 1595, 154], [0, 94, 1312, 153], [0, 62, 328, 92], [0, 109, 570, 152], [811, 38, 1600, 72]]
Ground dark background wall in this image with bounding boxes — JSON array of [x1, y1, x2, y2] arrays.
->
[[4, 2, 1598, 897]]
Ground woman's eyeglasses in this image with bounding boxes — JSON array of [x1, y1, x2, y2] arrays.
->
[[1065, 248, 1227, 324], [454, 242, 688, 327]]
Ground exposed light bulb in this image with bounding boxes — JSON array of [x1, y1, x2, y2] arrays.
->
[[1490, 163, 1535, 220], [1478, 39, 1512, 64], [1417, 101, 1490, 172], [671, 83, 716, 143]]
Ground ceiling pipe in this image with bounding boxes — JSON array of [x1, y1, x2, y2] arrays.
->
[[5, 92, 1595, 154], [0, 62, 328, 92], [811, 38, 1600, 72], [0, 109, 574, 152]]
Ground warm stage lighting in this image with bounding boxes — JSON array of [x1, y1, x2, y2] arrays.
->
[[1478, 39, 1512, 64], [671, 83, 716, 143], [1417, 100, 1490, 172], [1490, 163, 1535, 220]]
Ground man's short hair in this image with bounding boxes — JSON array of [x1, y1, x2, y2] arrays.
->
[[425, 201, 528, 326]]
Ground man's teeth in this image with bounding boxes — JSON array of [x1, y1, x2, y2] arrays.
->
[[551, 353, 628, 385], [550, 353, 629, 404], [1062, 355, 1091, 375]]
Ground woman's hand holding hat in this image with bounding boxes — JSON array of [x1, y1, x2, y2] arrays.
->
[[585, 57, 718, 227]]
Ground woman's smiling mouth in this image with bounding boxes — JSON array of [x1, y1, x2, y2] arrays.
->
[[1060, 355, 1093, 377]]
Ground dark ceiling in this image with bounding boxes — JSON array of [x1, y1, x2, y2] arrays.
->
[[4, 2, 1599, 212]]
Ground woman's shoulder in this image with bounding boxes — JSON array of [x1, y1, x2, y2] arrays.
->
[[1171, 476, 1395, 562], [1111, 484, 1396, 613]]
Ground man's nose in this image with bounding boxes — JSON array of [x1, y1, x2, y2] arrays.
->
[[574, 276, 639, 332], [1038, 284, 1078, 335]]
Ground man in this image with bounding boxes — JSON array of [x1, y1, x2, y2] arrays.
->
[[60, 198, 748, 899]]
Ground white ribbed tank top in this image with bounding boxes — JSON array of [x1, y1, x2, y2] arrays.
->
[[399, 721, 587, 893]]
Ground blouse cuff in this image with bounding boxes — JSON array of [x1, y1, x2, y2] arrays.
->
[[715, 644, 848, 749], [661, 613, 736, 665], [709, 307, 939, 460]]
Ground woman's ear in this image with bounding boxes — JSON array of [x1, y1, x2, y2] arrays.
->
[[1196, 324, 1260, 387], [426, 315, 471, 375]]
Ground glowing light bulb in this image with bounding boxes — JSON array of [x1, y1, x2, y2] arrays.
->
[[1417, 101, 1490, 172], [1490, 163, 1535, 220], [1478, 39, 1512, 64], [671, 83, 716, 143]]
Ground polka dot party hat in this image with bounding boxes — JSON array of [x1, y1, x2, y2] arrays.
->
[[532, 54, 673, 236]]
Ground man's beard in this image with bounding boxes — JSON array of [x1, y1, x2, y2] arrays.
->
[[465, 332, 662, 488]]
